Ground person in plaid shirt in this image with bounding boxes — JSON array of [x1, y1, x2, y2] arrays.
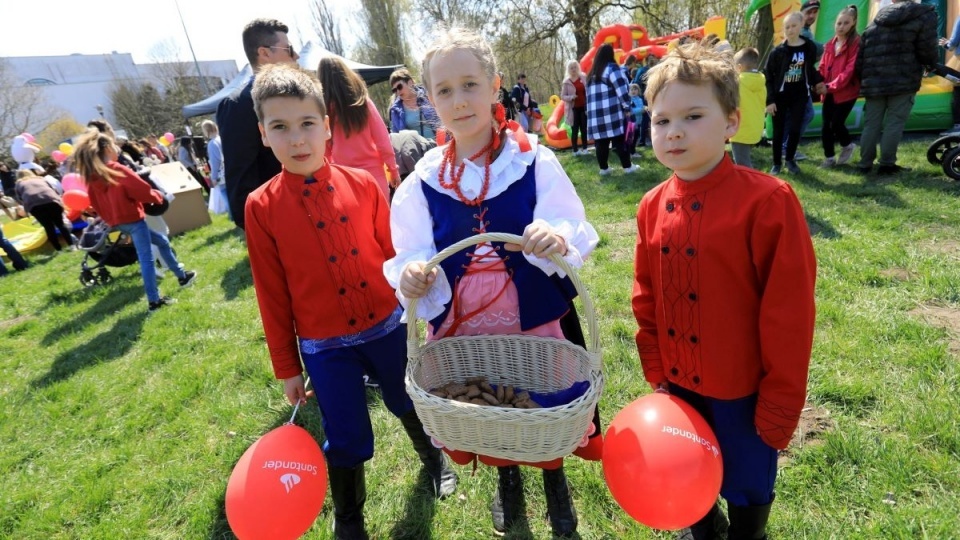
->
[[586, 43, 639, 176]]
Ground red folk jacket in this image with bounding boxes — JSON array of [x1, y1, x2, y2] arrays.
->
[[245, 162, 398, 379], [632, 156, 817, 450]]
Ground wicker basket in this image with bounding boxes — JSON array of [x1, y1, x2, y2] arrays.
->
[[405, 232, 603, 463]]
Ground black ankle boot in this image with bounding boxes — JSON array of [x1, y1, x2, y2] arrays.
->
[[328, 465, 369, 540], [542, 466, 578, 537], [398, 409, 458, 498], [727, 501, 772, 540], [490, 465, 524, 534], [676, 503, 728, 540]]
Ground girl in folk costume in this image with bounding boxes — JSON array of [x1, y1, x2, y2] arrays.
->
[[818, 5, 861, 167], [384, 28, 600, 538]]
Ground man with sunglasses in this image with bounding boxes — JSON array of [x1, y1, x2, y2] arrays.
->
[[387, 68, 440, 140], [216, 18, 299, 229]]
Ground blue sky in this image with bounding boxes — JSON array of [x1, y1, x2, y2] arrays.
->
[[0, 0, 353, 70]]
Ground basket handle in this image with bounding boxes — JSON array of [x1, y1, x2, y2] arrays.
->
[[405, 232, 600, 360]]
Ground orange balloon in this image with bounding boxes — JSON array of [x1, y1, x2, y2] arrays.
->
[[602, 393, 723, 530], [226, 425, 327, 540]]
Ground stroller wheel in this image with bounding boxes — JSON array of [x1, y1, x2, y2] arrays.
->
[[926, 135, 960, 165], [97, 268, 113, 285], [942, 147, 960, 181], [80, 270, 98, 287]]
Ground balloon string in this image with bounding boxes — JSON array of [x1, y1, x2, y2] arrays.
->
[[286, 376, 312, 425]]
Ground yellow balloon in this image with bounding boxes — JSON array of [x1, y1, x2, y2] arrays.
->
[[59, 142, 74, 156], [159, 138, 170, 146]]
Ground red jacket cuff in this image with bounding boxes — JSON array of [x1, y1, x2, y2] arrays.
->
[[754, 395, 801, 450]]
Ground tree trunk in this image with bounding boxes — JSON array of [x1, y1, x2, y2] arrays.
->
[[756, 5, 774, 63]]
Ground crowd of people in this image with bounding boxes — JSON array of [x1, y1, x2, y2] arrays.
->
[[2, 3, 958, 539], [554, 0, 949, 180]]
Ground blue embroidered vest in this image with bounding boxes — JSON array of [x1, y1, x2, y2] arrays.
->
[[421, 160, 576, 333]]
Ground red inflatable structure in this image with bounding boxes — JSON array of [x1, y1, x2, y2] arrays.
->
[[544, 17, 727, 149]]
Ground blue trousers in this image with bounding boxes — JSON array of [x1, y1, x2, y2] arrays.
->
[[0, 225, 28, 276], [669, 383, 778, 507], [302, 324, 414, 468], [116, 219, 186, 303]]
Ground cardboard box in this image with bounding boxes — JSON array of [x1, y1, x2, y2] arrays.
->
[[146, 162, 211, 236]]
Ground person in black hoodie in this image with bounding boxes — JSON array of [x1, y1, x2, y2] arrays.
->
[[764, 12, 824, 175], [854, 0, 938, 175]]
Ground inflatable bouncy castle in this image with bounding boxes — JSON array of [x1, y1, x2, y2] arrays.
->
[[544, 17, 727, 149]]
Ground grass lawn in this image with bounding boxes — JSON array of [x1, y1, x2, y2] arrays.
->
[[2, 137, 959, 539]]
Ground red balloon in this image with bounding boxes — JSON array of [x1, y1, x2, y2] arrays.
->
[[226, 425, 327, 540], [62, 189, 90, 211], [602, 393, 723, 530]]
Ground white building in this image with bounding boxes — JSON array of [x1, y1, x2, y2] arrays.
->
[[5, 52, 238, 134]]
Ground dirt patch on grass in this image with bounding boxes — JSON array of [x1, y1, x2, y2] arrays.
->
[[0, 314, 33, 330], [778, 403, 835, 466], [923, 238, 960, 259], [908, 303, 960, 355], [879, 267, 911, 281]]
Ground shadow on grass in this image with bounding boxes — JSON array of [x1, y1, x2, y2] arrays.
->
[[787, 168, 908, 208], [31, 310, 148, 388], [806, 213, 840, 239], [41, 283, 142, 346], [221, 257, 253, 300], [203, 227, 245, 247], [388, 470, 438, 539]]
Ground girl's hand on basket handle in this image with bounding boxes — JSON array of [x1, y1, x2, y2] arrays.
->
[[504, 223, 567, 258], [400, 262, 437, 298], [283, 375, 314, 406]]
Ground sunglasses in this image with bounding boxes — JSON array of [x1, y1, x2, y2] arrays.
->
[[392, 83, 405, 94], [267, 45, 295, 57]]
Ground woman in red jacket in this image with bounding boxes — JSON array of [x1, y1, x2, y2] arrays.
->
[[818, 5, 861, 167], [74, 129, 196, 311]]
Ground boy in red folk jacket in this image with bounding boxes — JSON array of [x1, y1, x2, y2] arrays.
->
[[244, 64, 457, 540], [634, 44, 817, 540]]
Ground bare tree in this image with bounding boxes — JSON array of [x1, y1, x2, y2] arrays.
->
[[413, 0, 501, 32], [310, 0, 345, 56], [0, 58, 55, 147]]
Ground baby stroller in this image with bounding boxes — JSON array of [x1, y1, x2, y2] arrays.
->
[[926, 63, 960, 181], [78, 219, 139, 287]]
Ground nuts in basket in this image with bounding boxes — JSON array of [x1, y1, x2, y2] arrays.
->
[[429, 376, 541, 408]]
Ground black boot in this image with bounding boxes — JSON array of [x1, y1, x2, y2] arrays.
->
[[727, 501, 772, 540], [676, 503, 728, 540], [328, 465, 369, 540], [399, 409, 458, 498], [490, 465, 524, 534], [542, 466, 578, 537]]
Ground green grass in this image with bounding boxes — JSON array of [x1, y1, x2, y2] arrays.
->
[[2, 137, 960, 539]]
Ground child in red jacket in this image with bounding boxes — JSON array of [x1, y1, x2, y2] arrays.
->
[[74, 129, 196, 312], [636, 43, 817, 539], [818, 5, 861, 167], [244, 64, 457, 540]]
